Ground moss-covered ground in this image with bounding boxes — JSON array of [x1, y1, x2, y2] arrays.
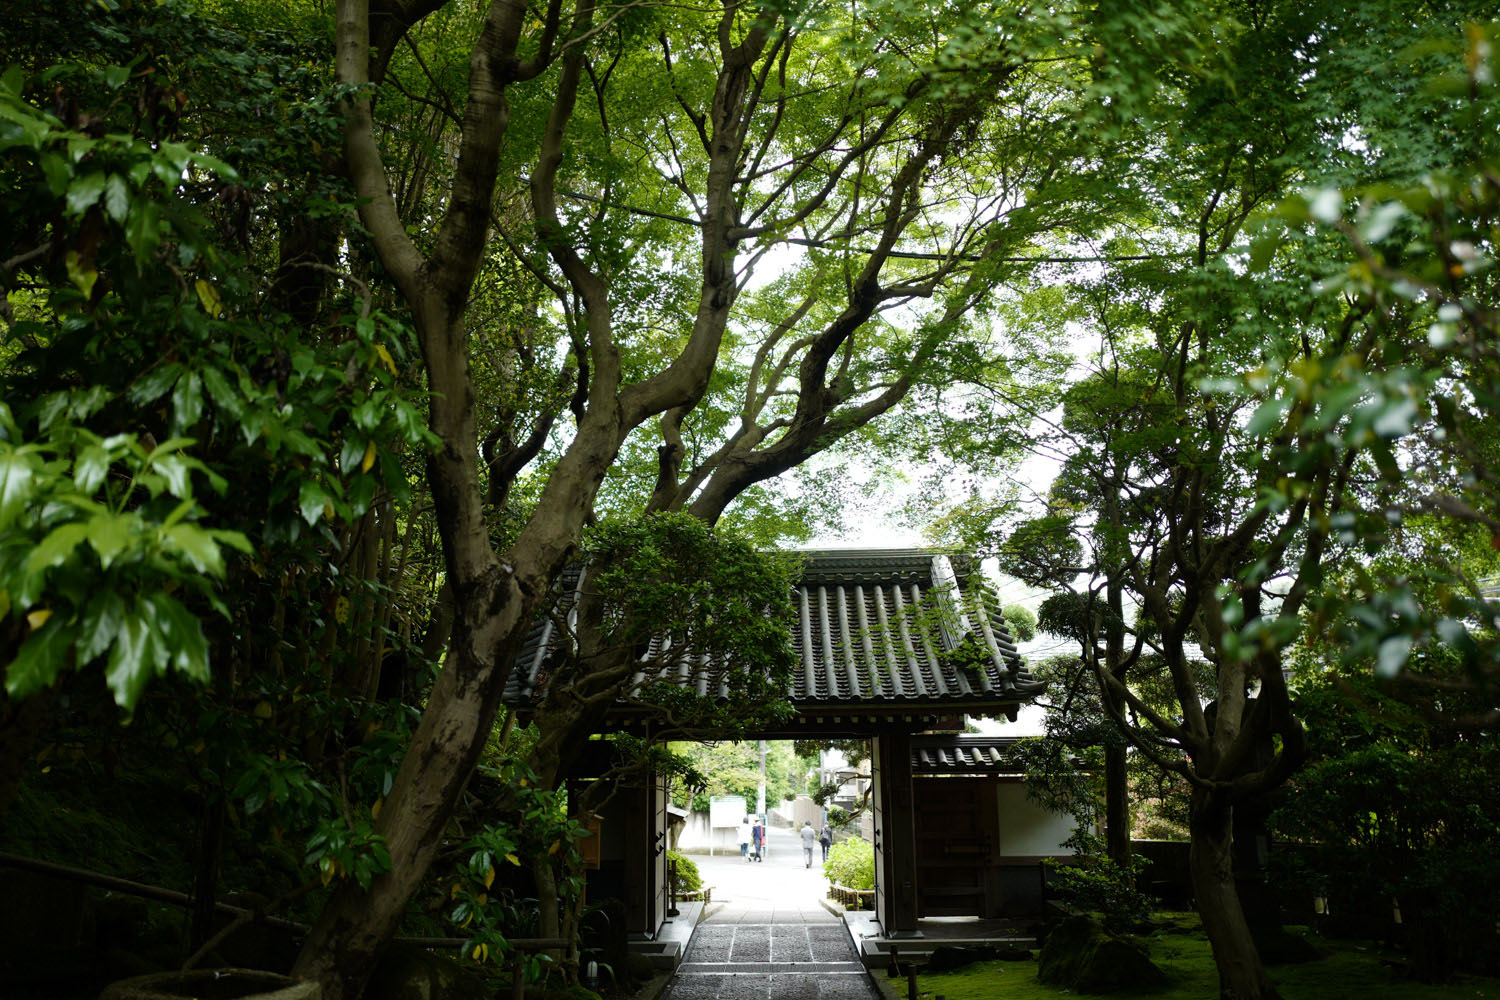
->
[[875, 914, 1500, 1000]]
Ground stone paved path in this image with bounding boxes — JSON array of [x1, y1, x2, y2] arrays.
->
[[662, 826, 878, 1000]]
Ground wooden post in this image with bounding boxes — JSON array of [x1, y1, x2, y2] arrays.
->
[[623, 776, 650, 935], [874, 727, 921, 936]]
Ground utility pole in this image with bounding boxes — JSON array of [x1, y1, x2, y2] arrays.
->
[[756, 740, 767, 820]]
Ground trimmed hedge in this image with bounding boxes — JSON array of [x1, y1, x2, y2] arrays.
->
[[824, 837, 874, 891], [667, 850, 702, 894]]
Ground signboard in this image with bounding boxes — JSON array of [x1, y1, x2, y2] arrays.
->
[[709, 795, 747, 828]]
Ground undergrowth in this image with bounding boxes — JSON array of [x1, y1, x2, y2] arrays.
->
[[880, 913, 1500, 1000]]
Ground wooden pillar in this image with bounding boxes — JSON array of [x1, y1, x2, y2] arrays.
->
[[621, 767, 670, 938], [623, 776, 652, 936], [873, 728, 921, 936], [651, 774, 668, 931]]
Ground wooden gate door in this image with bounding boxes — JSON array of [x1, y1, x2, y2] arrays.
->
[[650, 772, 668, 932], [913, 777, 999, 916], [871, 734, 887, 927]]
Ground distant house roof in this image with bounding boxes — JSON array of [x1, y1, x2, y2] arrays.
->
[[504, 549, 1043, 734]]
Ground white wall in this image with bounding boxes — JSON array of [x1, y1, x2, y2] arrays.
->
[[995, 781, 1075, 856], [674, 810, 748, 854]]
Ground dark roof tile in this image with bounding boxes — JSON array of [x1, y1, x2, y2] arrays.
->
[[504, 549, 1044, 720]]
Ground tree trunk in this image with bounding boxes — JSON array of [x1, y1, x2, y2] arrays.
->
[[1104, 741, 1130, 868], [532, 854, 566, 974], [1189, 787, 1280, 1000], [292, 387, 632, 998], [291, 602, 522, 999], [188, 796, 226, 954]]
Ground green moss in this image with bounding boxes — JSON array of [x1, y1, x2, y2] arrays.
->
[[883, 914, 1500, 1000]]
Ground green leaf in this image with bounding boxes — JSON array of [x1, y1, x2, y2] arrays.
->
[[64, 251, 98, 298], [102, 174, 129, 222], [153, 593, 210, 682], [299, 480, 331, 525], [351, 399, 381, 433], [1361, 201, 1406, 243], [86, 512, 134, 568], [340, 435, 365, 475], [39, 152, 70, 196], [6, 615, 72, 699], [35, 392, 69, 433], [1245, 395, 1289, 437], [162, 498, 195, 528], [0, 449, 37, 529], [66, 170, 106, 214], [153, 453, 193, 498], [27, 522, 89, 574], [105, 611, 152, 711], [74, 444, 110, 494], [78, 589, 125, 662], [124, 197, 161, 260], [191, 153, 239, 181], [144, 436, 197, 461], [346, 472, 375, 516], [164, 522, 225, 576], [173, 371, 204, 430], [200, 366, 242, 419], [69, 385, 111, 421], [1248, 230, 1282, 272], [1376, 635, 1412, 679], [130, 364, 183, 405], [209, 528, 253, 556]]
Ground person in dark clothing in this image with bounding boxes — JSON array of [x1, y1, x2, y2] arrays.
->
[[819, 822, 833, 861], [751, 819, 765, 861]]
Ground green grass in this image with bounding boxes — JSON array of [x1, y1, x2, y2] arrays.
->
[[878, 914, 1500, 1000]]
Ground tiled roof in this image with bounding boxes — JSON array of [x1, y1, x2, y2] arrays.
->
[[910, 734, 1028, 774], [504, 549, 1043, 724]]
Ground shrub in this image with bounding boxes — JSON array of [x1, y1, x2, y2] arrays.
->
[[667, 850, 702, 894], [1046, 831, 1153, 932], [825, 838, 874, 891]]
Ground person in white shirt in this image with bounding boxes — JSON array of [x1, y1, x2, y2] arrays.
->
[[800, 821, 817, 868], [738, 818, 753, 861]]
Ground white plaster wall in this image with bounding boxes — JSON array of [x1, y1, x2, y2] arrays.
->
[[674, 810, 750, 854], [995, 781, 1076, 856]]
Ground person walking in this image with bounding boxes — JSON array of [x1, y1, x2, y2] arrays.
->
[[819, 822, 833, 862], [800, 820, 817, 868], [738, 817, 752, 860], [751, 818, 765, 862]]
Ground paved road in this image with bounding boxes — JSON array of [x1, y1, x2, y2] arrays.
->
[[663, 826, 877, 1000]]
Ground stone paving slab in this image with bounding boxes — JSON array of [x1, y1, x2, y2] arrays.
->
[[663, 972, 875, 1000], [663, 828, 878, 1000]]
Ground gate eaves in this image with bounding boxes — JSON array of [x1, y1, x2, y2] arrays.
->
[[503, 548, 1045, 736]]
